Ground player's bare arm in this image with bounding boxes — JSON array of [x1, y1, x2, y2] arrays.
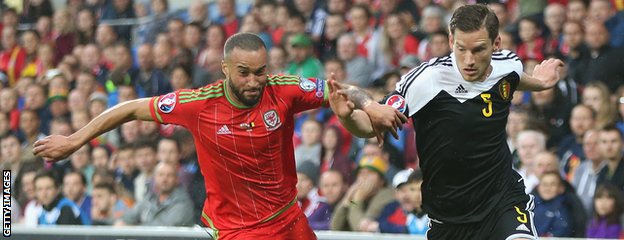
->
[[518, 58, 565, 91], [33, 98, 153, 162], [328, 78, 407, 144]]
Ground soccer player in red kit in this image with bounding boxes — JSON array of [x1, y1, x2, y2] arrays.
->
[[32, 33, 400, 239]]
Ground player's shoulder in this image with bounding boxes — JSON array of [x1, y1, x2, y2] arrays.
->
[[266, 74, 304, 86], [407, 55, 454, 78], [175, 80, 226, 104], [492, 50, 521, 62]]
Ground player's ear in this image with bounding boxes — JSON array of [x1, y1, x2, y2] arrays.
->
[[221, 60, 229, 79], [448, 33, 454, 50], [493, 35, 501, 51]]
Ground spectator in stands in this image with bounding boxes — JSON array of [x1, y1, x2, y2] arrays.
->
[[91, 144, 112, 170], [528, 85, 572, 149], [586, 183, 624, 238], [487, 2, 511, 31], [133, 139, 158, 202], [67, 89, 88, 113], [582, 82, 617, 130], [295, 119, 323, 168], [63, 171, 92, 224], [507, 107, 529, 160], [331, 155, 394, 231], [166, 18, 185, 50], [0, 113, 11, 138], [596, 126, 624, 190], [91, 182, 128, 225], [135, 44, 170, 97], [572, 129, 606, 214], [269, 45, 288, 75], [297, 161, 330, 230], [1, 134, 24, 184], [0, 27, 26, 87], [80, 44, 109, 86], [319, 14, 347, 61], [588, 0, 624, 48], [95, 24, 118, 49], [543, 3, 566, 57], [17, 166, 38, 222], [153, 41, 174, 76], [377, 169, 428, 234], [293, 0, 326, 40], [378, 13, 419, 69], [52, 9, 77, 64], [0, 89, 19, 131], [76, 8, 97, 45], [415, 5, 446, 61], [318, 170, 347, 215], [427, 30, 451, 60], [533, 171, 573, 237], [137, 0, 170, 45], [517, 17, 545, 62], [566, 0, 587, 22], [213, 0, 241, 38], [558, 104, 595, 180], [100, 0, 136, 43], [112, 144, 138, 195], [577, 21, 624, 91], [20, 30, 41, 79], [349, 5, 382, 80], [35, 170, 84, 225], [239, 15, 273, 50], [184, 22, 205, 59], [319, 125, 353, 184], [286, 33, 323, 78], [499, 31, 516, 52], [184, 0, 209, 27], [157, 137, 193, 190], [116, 162, 194, 226], [169, 64, 192, 91], [19, 110, 45, 161], [323, 58, 347, 84], [515, 130, 547, 193], [336, 34, 372, 87]]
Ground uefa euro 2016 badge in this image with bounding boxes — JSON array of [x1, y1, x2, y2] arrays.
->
[[385, 94, 406, 114], [299, 77, 316, 92], [158, 92, 176, 113], [263, 109, 282, 131]]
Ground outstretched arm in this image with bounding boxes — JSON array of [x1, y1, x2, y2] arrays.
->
[[328, 79, 407, 144], [33, 98, 153, 161], [518, 58, 565, 91]]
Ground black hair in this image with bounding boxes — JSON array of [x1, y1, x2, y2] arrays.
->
[[223, 33, 266, 59]]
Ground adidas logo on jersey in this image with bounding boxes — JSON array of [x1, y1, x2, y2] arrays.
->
[[217, 125, 232, 135], [455, 84, 468, 94], [515, 224, 530, 232]]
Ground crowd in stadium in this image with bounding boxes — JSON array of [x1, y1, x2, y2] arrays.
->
[[1, 0, 624, 238]]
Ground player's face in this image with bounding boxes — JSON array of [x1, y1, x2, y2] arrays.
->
[[451, 27, 499, 82], [222, 47, 268, 107]]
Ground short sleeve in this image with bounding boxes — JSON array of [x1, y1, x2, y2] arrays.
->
[[149, 89, 205, 128], [270, 76, 329, 114]]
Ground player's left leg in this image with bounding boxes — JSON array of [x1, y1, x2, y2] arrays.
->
[[487, 195, 538, 240]]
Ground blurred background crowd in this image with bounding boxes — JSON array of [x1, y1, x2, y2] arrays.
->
[[1, 0, 624, 238]]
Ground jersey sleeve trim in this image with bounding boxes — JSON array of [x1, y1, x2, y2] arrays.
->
[[150, 96, 163, 123]]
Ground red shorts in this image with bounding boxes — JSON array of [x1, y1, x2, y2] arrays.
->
[[214, 204, 317, 240]]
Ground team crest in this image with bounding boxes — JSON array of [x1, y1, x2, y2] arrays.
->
[[385, 94, 406, 114], [158, 93, 176, 113], [299, 77, 316, 92], [263, 110, 282, 131], [499, 80, 511, 101]]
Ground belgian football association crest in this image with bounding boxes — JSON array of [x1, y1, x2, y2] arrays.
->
[[263, 110, 282, 131], [499, 79, 511, 101], [158, 92, 176, 113]]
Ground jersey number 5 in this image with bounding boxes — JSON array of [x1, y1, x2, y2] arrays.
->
[[480, 93, 493, 117]]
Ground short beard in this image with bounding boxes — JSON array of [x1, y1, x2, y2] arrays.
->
[[227, 79, 261, 107]]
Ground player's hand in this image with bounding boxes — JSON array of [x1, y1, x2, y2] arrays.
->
[[532, 58, 564, 89], [328, 78, 356, 119], [33, 135, 80, 162], [362, 102, 407, 144]]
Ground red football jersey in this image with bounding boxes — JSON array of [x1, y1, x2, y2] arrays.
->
[[149, 75, 328, 231]]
